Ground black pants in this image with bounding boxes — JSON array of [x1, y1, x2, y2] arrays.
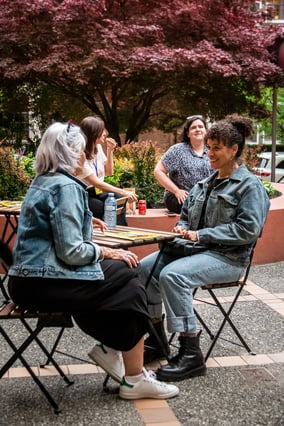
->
[[8, 260, 149, 351], [87, 189, 128, 226], [164, 191, 182, 214]]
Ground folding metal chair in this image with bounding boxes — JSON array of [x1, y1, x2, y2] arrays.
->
[[0, 242, 75, 366], [0, 243, 74, 413], [0, 302, 74, 413], [0, 241, 13, 301], [169, 244, 257, 361]]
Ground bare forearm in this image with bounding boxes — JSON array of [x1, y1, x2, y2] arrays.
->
[[105, 151, 114, 175], [104, 138, 116, 175], [155, 169, 179, 194], [85, 174, 137, 201], [155, 169, 188, 205]]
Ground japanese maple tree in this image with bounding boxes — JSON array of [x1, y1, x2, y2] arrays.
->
[[0, 0, 282, 144]]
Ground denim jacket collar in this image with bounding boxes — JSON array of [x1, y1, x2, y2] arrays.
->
[[57, 169, 88, 190]]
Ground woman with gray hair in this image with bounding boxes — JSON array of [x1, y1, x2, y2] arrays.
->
[[8, 122, 179, 400]]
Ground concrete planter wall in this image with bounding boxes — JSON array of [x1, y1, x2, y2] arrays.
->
[[252, 183, 284, 264]]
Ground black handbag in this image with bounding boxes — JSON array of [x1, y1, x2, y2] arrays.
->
[[160, 237, 207, 258]]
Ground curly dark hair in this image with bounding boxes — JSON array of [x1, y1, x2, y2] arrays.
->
[[205, 114, 253, 159]]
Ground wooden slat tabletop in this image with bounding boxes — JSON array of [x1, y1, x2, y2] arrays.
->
[[92, 226, 179, 248], [0, 201, 22, 214], [0, 204, 179, 249]]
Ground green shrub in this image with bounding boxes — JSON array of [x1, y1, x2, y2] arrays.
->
[[0, 147, 32, 200], [112, 140, 164, 207], [262, 180, 280, 198], [104, 165, 134, 187], [21, 152, 36, 180]]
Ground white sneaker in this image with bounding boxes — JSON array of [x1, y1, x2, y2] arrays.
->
[[119, 368, 179, 400], [88, 343, 125, 383]]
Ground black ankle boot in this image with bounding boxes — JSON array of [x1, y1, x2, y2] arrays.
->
[[156, 334, 206, 382], [144, 315, 170, 364]]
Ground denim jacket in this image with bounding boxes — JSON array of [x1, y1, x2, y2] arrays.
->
[[9, 171, 104, 280], [177, 164, 270, 266]]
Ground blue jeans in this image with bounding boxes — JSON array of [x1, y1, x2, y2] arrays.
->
[[140, 251, 245, 334]]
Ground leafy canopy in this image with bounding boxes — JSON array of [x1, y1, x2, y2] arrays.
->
[[0, 0, 283, 143]]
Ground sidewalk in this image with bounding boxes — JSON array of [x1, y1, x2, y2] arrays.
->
[[1, 262, 283, 425]]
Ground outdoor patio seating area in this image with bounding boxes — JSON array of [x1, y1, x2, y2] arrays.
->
[[1, 261, 283, 425], [1, 2, 284, 424]]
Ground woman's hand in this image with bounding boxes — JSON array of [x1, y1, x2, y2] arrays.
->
[[101, 247, 139, 268], [172, 225, 186, 235], [172, 226, 198, 241], [183, 230, 199, 242], [174, 188, 188, 205], [123, 190, 138, 202], [92, 217, 107, 232], [106, 137, 117, 152]]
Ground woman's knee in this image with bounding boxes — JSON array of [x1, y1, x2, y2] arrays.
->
[[140, 252, 159, 277], [159, 268, 189, 296]]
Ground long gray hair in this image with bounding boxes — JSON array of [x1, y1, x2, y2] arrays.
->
[[35, 122, 86, 175]]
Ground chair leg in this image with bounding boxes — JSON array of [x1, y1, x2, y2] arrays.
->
[[103, 374, 111, 391], [194, 309, 215, 340], [204, 288, 254, 361], [0, 261, 11, 301], [19, 318, 74, 385], [192, 287, 216, 340], [40, 327, 66, 367], [0, 277, 9, 301], [0, 324, 65, 414], [147, 319, 170, 361], [145, 248, 164, 289], [168, 332, 175, 346]]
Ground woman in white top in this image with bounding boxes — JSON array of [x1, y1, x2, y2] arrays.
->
[[78, 116, 137, 225]]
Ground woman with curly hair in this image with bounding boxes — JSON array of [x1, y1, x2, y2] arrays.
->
[[141, 115, 270, 381]]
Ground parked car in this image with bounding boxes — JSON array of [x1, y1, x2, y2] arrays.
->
[[254, 152, 284, 183]]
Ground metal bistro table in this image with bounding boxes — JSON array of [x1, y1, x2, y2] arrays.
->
[[0, 202, 22, 300], [92, 225, 180, 288], [0, 201, 22, 246]]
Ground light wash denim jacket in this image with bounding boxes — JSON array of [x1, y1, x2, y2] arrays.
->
[[9, 171, 104, 280], [177, 164, 270, 266]]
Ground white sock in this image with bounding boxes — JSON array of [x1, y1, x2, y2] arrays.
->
[[124, 373, 143, 384]]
